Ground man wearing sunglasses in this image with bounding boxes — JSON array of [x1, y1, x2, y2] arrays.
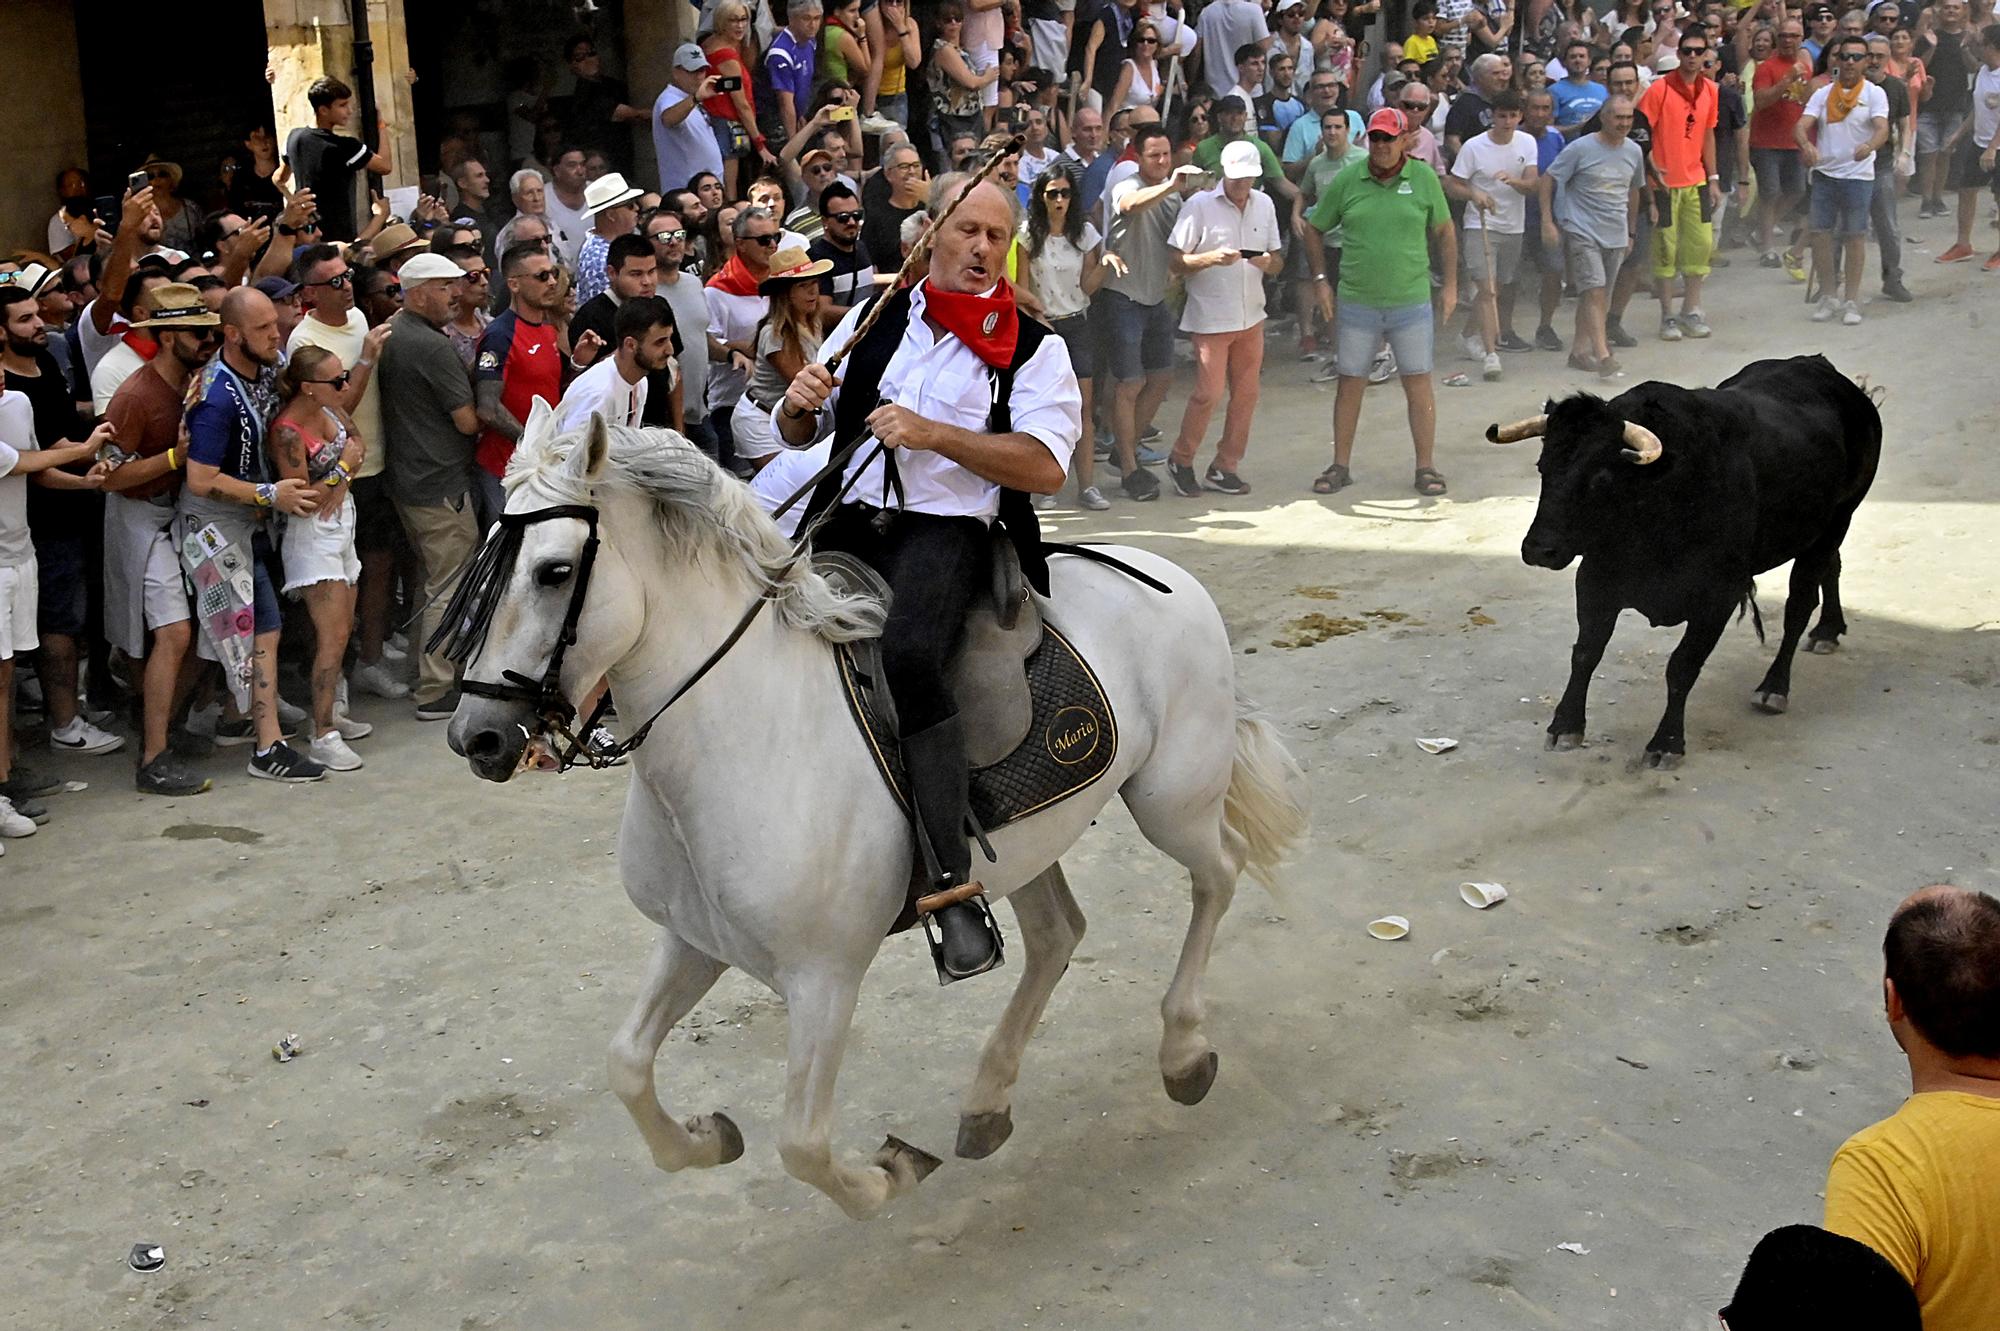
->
[[1863, 33, 1916, 302], [809, 182, 876, 324], [472, 241, 567, 529], [647, 210, 717, 455], [1635, 42, 1723, 340], [1797, 35, 1890, 324]]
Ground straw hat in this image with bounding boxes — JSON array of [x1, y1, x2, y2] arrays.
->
[[368, 222, 427, 262], [140, 154, 183, 189], [138, 282, 221, 330], [759, 247, 834, 293]]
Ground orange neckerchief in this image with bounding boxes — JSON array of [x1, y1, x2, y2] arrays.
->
[[1825, 75, 1864, 123]]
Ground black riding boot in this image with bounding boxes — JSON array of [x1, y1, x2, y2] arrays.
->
[[900, 714, 1005, 984]]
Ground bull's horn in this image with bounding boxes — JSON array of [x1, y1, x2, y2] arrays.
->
[[1486, 415, 1548, 444], [1621, 420, 1663, 465]]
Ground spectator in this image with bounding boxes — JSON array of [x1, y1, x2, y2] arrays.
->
[[572, 234, 681, 431], [1720, 1226, 1922, 1331], [782, 148, 844, 236], [962, 0, 1008, 127], [931, 5, 998, 152], [822, 0, 874, 94], [1258, 53, 1310, 149], [448, 159, 502, 236], [285, 77, 393, 243], [1912, 2, 1971, 219], [1516, 88, 1569, 351], [1225, 42, 1272, 112], [870, 0, 924, 128], [561, 34, 647, 175], [764, 0, 825, 144], [1636, 39, 1721, 340], [729, 249, 829, 467], [646, 211, 715, 450], [354, 264, 404, 327], [0, 288, 120, 757], [1194, 96, 1305, 220], [1799, 34, 1890, 324], [287, 243, 400, 703], [1079, 0, 1140, 114], [1751, 18, 1814, 266], [1586, 61, 1656, 348], [1446, 51, 1515, 154], [704, 206, 781, 469], [495, 169, 560, 265], [1935, 23, 2000, 268], [1163, 141, 1282, 498], [180, 289, 327, 783], [810, 182, 876, 322], [1282, 72, 1348, 169], [703, 5, 777, 196], [1112, 20, 1167, 114], [1543, 93, 1645, 378], [1198, 0, 1274, 100], [46, 167, 94, 259], [473, 241, 567, 527], [1863, 35, 1916, 302], [1397, 81, 1446, 170], [437, 245, 492, 369], [575, 173, 645, 306], [1302, 107, 1457, 497], [558, 294, 680, 432], [1270, 0, 1317, 98], [1020, 163, 1112, 510], [1296, 108, 1366, 369], [1822, 885, 2000, 1329], [1405, 2, 1443, 69], [860, 146, 928, 276], [1802, 1, 1837, 63], [1019, 108, 1065, 185], [543, 147, 594, 268], [1447, 88, 1539, 381], [89, 267, 172, 415], [268, 345, 368, 770], [1100, 124, 1196, 502], [1554, 38, 1611, 126], [381, 253, 481, 724], [655, 44, 726, 215], [137, 157, 205, 255]]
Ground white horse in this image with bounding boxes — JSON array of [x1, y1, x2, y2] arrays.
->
[[446, 407, 1308, 1219]]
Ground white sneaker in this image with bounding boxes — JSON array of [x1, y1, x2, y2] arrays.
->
[[1659, 316, 1684, 341], [1460, 333, 1485, 362], [1482, 352, 1503, 382], [277, 696, 307, 728], [185, 702, 222, 737], [859, 112, 902, 136], [0, 796, 37, 837], [351, 660, 410, 699], [50, 716, 126, 755], [306, 729, 364, 772], [1841, 300, 1863, 326], [379, 639, 409, 664], [1368, 349, 1397, 384], [331, 710, 374, 741], [1032, 492, 1058, 511], [1811, 296, 1839, 323]]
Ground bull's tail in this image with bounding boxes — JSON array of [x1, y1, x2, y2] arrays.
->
[[1737, 579, 1766, 644]]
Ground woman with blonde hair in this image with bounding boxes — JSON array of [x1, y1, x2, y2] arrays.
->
[[729, 247, 832, 470], [704, 0, 779, 196], [1110, 20, 1166, 113]]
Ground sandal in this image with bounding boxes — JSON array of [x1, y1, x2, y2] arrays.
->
[[1414, 467, 1448, 496], [1311, 462, 1352, 494]]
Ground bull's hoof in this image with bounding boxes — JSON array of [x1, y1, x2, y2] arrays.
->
[[1643, 749, 1683, 770], [875, 1134, 943, 1185], [691, 1111, 745, 1165], [1806, 638, 1839, 655], [955, 1109, 1015, 1160], [1751, 691, 1789, 714], [1546, 732, 1584, 751], [1163, 1051, 1220, 1106]]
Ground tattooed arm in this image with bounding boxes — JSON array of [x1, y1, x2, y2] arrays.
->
[[269, 416, 311, 485]]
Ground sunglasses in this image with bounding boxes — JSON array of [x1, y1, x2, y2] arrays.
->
[[1135, 35, 1158, 44], [522, 268, 560, 282], [1835, 49, 1868, 58], [649, 229, 688, 243], [744, 233, 781, 246], [304, 272, 351, 289], [306, 371, 353, 389], [825, 210, 863, 222], [1041, 188, 1071, 199], [461, 269, 491, 282], [1680, 44, 1709, 54], [1368, 130, 1398, 142]]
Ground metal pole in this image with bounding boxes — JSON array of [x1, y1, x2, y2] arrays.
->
[[348, 0, 380, 158]]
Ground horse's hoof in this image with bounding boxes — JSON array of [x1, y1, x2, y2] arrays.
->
[[1644, 749, 1683, 770], [1751, 691, 1789, 715], [1163, 1051, 1220, 1106], [955, 1109, 1014, 1160], [1806, 638, 1839, 655], [1547, 732, 1584, 751], [692, 1111, 744, 1165], [875, 1134, 943, 1185]]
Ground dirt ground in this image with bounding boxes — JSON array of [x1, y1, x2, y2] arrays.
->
[[4, 240, 1997, 1331]]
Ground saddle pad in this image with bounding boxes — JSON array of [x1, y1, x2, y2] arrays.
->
[[837, 623, 1117, 833]]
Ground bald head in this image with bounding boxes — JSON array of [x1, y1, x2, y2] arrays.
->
[[1885, 885, 2000, 1062], [220, 286, 282, 367]]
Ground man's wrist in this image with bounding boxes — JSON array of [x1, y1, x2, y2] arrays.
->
[[253, 481, 277, 509]]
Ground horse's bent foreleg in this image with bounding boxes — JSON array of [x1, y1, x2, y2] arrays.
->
[[957, 864, 1086, 1159], [778, 968, 938, 1218], [608, 929, 740, 1172]]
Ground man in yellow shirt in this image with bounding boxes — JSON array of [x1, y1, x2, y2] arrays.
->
[[1822, 884, 2000, 1331]]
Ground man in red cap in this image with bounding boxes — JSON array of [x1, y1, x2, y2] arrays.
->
[[1299, 107, 1457, 498]]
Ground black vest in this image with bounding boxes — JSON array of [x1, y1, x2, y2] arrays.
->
[[820, 285, 1055, 594]]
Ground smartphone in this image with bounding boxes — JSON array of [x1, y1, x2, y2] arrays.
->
[[830, 105, 855, 122], [717, 74, 743, 92], [127, 170, 149, 195], [1236, 249, 1266, 258]]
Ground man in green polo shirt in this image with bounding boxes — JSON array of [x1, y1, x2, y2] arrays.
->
[[1298, 107, 1458, 498], [1193, 95, 1307, 222]]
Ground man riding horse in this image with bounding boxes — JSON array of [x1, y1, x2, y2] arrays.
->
[[777, 177, 1084, 983]]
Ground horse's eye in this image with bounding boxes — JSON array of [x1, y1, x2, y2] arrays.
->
[[536, 562, 575, 588]]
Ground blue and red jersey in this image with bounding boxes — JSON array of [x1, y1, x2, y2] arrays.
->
[[474, 310, 561, 479]]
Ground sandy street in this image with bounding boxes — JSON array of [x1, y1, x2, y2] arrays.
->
[[3, 243, 1995, 1331]]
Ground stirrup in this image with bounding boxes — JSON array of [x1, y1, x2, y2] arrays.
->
[[917, 885, 1006, 985]]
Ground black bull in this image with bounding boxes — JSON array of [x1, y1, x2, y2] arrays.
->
[[1489, 354, 1881, 767]]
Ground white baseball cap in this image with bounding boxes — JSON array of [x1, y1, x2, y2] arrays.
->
[[398, 253, 466, 284], [1220, 139, 1262, 180]]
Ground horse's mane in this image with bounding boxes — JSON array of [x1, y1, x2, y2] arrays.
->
[[507, 420, 885, 644]]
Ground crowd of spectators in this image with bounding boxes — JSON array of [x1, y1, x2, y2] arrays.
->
[[0, 0, 1996, 827]]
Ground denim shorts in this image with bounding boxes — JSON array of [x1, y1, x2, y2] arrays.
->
[[1098, 288, 1177, 381], [1916, 109, 1965, 155], [1808, 173, 1873, 237], [1335, 301, 1434, 378], [1051, 312, 1097, 378]]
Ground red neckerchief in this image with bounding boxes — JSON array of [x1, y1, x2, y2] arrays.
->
[[920, 278, 1018, 369], [706, 254, 763, 297], [121, 328, 160, 361], [1368, 151, 1408, 183]]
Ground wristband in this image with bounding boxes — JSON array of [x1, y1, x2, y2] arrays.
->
[[166, 445, 178, 469], [355, 357, 373, 369], [327, 463, 351, 487], [254, 482, 276, 509]]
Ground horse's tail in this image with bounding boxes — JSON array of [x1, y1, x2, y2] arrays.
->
[[1224, 694, 1309, 891]]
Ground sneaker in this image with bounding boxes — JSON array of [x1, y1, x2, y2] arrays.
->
[[1984, 252, 2000, 272], [248, 740, 327, 783], [0, 796, 36, 838], [1936, 242, 1975, 263], [1134, 444, 1169, 466], [415, 688, 461, 722], [1759, 249, 1784, 268], [331, 709, 373, 741], [1679, 310, 1712, 338], [1784, 253, 1809, 282], [1597, 355, 1626, 381], [1313, 359, 1344, 384], [1167, 462, 1203, 498], [306, 729, 363, 771], [1367, 349, 1397, 384], [50, 717, 125, 755], [1495, 330, 1534, 353], [1841, 300, 1863, 326], [136, 751, 210, 797], [1203, 467, 1251, 495], [1481, 351, 1503, 381], [1078, 485, 1111, 511], [859, 112, 902, 136], [0, 765, 60, 800], [16, 676, 44, 714], [276, 695, 307, 728], [1882, 279, 1914, 302], [1916, 199, 1938, 219], [585, 726, 629, 767], [379, 639, 409, 664], [1120, 468, 1160, 502], [1093, 430, 1113, 459], [1659, 316, 1684, 342], [1534, 324, 1564, 351], [1460, 332, 1485, 362], [1811, 295, 1840, 322], [1032, 492, 1058, 511], [1606, 321, 1638, 349], [352, 660, 410, 699], [184, 702, 221, 737], [1139, 424, 1163, 444], [214, 716, 256, 746]]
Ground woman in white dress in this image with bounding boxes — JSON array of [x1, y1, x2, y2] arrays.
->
[[1018, 163, 1120, 511], [1109, 21, 1166, 114]]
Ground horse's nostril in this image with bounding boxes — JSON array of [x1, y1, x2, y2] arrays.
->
[[464, 728, 506, 761]]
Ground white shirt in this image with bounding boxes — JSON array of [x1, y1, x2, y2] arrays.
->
[[1976, 64, 2000, 150], [1451, 130, 1538, 234], [703, 285, 767, 409], [556, 356, 649, 432], [1024, 221, 1104, 320], [1804, 80, 1890, 181], [1198, 0, 1271, 99], [0, 391, 36, 567], [789, 284, 1082, 520], [1167, 186, 1279, 334], [543, 189, 592, 267], [1018, 145, 1063, 185], [91, 340, 147, 416]]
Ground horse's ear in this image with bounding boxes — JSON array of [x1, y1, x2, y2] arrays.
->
[[522, 395, 555, 448], [581, 411, 611, 480]]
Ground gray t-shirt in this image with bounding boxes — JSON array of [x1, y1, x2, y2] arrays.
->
[[0, 392, 36, 567], [656, 274, 712, 424], [1104, 177, 1184, 308], [1547, 133, 1645, 251], [379, 310, 476, 507], [747, 322, 822, 413]]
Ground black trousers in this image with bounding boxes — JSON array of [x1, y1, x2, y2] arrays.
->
[[815, 504, 989, 735]]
